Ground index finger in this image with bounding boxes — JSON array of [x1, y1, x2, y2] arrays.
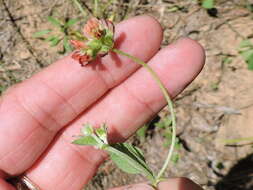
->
[[110, 178, 203, 190], [0, 15, 163, 176]]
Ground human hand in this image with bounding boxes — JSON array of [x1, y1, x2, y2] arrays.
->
[[0, 15, 205, 190]]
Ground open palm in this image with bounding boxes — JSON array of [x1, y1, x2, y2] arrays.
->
[[0, 16, 204, 190]]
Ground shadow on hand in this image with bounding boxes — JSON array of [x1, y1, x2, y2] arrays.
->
[[90, 32, 127, 71]]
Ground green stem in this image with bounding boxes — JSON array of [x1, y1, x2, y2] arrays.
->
[[112, 48, 177, 184], [72, 0, 87, 18], [223, 137, 253, 144], [94, 0, 99, 17]]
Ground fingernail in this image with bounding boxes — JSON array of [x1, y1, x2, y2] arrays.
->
[[125, 184, 155, 190]]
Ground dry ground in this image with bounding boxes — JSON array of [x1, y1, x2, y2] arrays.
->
[[1, 0, 253, 189]]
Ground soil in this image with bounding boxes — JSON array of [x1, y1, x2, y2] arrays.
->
[[1, 0, 253, 190]]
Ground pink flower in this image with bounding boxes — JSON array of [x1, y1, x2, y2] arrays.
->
[[83, 18, 102, 39], [69, 17, 115, 66], [70, 40, 92, 66], [83, 18, 115, 39], [70, 39, 87, 50], [72, 51, 92, 66]]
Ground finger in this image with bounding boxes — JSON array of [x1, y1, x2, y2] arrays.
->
[[110, 178, 203, 190], [0, 179, 15, 190], [26, 38, 205, 190], [110, 183, 154, 190], [0, 15, 163, 176], [157, 178, 203, 190]]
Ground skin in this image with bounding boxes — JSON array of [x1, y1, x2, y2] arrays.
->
[[0, 15, 205, 190]]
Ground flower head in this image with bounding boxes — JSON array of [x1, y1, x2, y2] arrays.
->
[[70, 17, 115, 66]]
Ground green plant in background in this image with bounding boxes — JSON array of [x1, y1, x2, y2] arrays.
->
[[136, 124, 149, 143], [33, 0, 118, 53], [200, 0, 218, 17], [201, 0, 215, 9], [155, 117, 181, 164], [89, 0, 118, 19], [238, 39, 253, 70], [245, 3, 253, 12], [136, 119, 181, 164], [33, 16, 79, 53], [0, 70, 21, 95]]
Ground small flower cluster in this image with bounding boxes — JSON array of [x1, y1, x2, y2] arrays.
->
[[70, 18, 115, 66]]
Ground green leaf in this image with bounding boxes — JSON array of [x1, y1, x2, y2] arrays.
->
[[106, 144, 155, 182], [239, 40, 253, 48], [109, 152, 142, 174], [100, 46, 110, 54], [247, 54, 253, 70], [87, 39, 102, 50], [246, 3, 253, 12], [65, 18, 79, 28], [167, 6, 180, 12], [45, 35, 56, 42], [72, 136, 99, 146], [81, 124, 94, 136], [240, 49, 253, 61], [222, 57, 232, 65], [171, 153, 180, 164], [102, 33, 114, 48], [155, 117, 172, 129], [0, 85, 7, 94], [63, 37, 73, 52], [202, 0, 214, 9], [95, 124, 108, 143], [109, 143, 152, 173], [164, 117, 172, 126], [50, 36, 61, 47], [47, 16, 62, 28], [123, 143, 146, 163], [136, 125, 148, 141], [33, 30, 51, 38]]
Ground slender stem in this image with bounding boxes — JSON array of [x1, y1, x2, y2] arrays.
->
[[94, 0, 99, 17], [72, 0, 87, 18], [223, 137, 253, 144], [112, 48, 177, 183]]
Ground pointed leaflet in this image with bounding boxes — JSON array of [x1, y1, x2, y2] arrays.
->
[[81, 124, 94, 136], [65, 18, 79, 28], [95, 124, 108, 144], [33, 30, 51, 38], [106, 143, 155, 181], [50, 36, 61, 47], [47, 16, 62, 28], [109, 152, 141, 174], [122, 143, 146, 164], [72, 136, 99, 146], [63, 37, 73, 52]]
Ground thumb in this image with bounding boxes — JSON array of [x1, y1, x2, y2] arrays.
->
[[109, 178, 202, 190], [158, 178, 203, 190], [109, 183, 154, 190]]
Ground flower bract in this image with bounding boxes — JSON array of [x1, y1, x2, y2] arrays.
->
[[70, 17, 115, 66]]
